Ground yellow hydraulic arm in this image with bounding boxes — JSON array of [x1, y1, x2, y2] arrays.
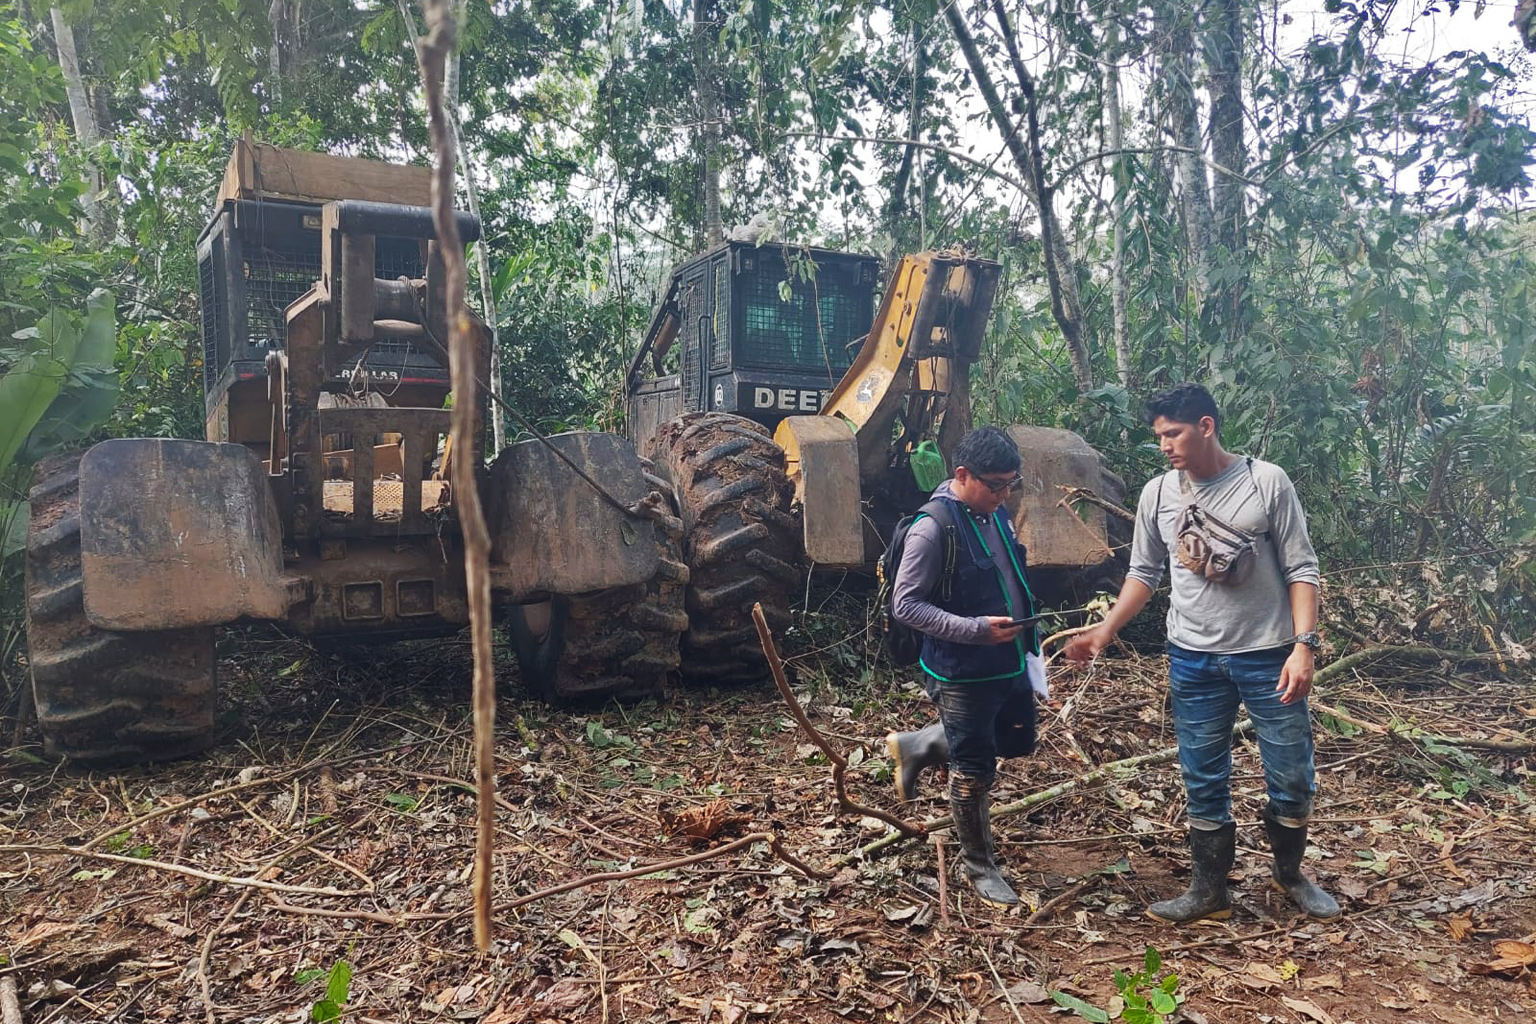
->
[[773, 250, 1001, 566]]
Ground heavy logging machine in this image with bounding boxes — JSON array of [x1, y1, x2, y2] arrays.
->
[[23, 142, 673, 763], [626, 242, 1128, 684]]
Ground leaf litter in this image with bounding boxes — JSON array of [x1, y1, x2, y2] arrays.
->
[[0, 620, 1532, 1023]]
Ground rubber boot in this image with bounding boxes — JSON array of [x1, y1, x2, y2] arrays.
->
[[1147, 821, 1235, 923], [885, 722, 948, 802], [949, 773, 1019, 907], [1264, 807, 1341, 919]]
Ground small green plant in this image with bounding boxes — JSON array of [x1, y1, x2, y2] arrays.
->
[[1051, 946, 1182, 1024], [307, 959, 352, 1023], [1112, 946, 1182, 1024]]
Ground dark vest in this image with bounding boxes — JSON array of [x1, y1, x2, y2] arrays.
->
[[919, 495, 1039, 683]]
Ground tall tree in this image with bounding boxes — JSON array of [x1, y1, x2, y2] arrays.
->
[[693, 0, 723, 248], [48, 6, 105, 237], [1204, 0, 1249, 342], [1105, 23, 1131, 390], [946, 0, 1093, 390]]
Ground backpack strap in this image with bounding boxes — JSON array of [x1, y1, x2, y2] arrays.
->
[[1242, 456, 1271, 538], [917, 498, 957, 603]]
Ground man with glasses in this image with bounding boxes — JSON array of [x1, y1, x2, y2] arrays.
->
[[885, 426, 1042, 907]]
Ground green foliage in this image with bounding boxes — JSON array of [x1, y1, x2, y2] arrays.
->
[[1051, 947, 1182, 1024], [307, 959, 352, 1023], [0, 290, 118, 556], [1112, 946, 1182, 1024]]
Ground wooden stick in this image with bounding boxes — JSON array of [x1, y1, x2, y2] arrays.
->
[[839, 720, 1255, 866], [1057, 484, 1136, 523], [495, 831, 826, 914], [934, 834, 950, 930], [198, 889, 252, 1024], [980, 945, 1028, 1024], [1314, 700, 1535, 753], [1, 976, 21, 1024], [1313, 644, 1503, 685], [752, 603, 926, 838], [416, 0, 496, 954], [1023, 873, 1099, 925], [0, 845, 364, 897]]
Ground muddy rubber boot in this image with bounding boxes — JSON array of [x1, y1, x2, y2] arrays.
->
[[1264, 808, 1341, 919], [949, 773, 1019, 907], [885, 722, 949, 802], [1147, 821, 1235, 923]]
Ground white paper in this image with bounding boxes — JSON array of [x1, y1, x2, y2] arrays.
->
[[1026, 651, 1049, 700]]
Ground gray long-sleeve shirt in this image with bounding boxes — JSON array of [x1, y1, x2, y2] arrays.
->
[[891, 480, 1030, 645], [1127, 456, 1320, 654]]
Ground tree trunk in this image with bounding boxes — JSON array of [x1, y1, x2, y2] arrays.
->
[[884, 27, 925, 267], [948, 0, 1091, 391], [1105, 25, 1131, 391], [268, 0, 288, 104], [1206, 0, 1246, 259], [1158, 3, 1213, 304], [1205, 0, 1249, 341], [49, 7, 105, 238], [693, 0, 723, 249]]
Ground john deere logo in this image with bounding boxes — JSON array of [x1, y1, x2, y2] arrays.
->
[[750, 387, 826, 412]]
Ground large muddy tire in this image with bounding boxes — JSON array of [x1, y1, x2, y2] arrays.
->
[[24, 453, 218, 765], [656, 412, 801, 685], [505, 462, 688, 703]]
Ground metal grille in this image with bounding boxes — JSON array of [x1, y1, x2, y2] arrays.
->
[[678, 273, 704, 412], [710, 261, 730, 368], [740, 269, 859, 382], [244, 236, 322, 351], [199, 244, 221, 391]]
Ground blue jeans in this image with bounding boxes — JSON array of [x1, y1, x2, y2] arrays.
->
[[1167, 644, 1316, 826], [922, 674, 1037, 784]]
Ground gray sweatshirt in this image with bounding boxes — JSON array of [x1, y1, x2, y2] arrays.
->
[[892, 480, 1031, 645], [1127, 456, 1320, 654]]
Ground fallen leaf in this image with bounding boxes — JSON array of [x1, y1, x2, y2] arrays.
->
[[1493, 940, 1536, 964], [141, 914, 194, 940], [1445, 913, 1475, 941], [1281, 995, 1337, 1024], [1301, 973, 1343, 992], [538, 979, 591, 1012], [1337, 876, 1370, 900], [14, 922, 78, 948], [1005, 981, 1050, 1004], [860, 987, 896, 1010], [657, 798, 751, 842], [1243, 962, 1285, 989], [1469, 940, 1536, 976]]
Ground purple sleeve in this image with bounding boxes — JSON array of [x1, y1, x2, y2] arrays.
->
[[892, 515, 992, 645]]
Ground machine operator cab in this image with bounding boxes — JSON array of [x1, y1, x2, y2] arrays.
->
[[626, 242, 882, 448]]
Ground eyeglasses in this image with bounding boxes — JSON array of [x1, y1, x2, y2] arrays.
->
[[977, 472, 1023, 494]]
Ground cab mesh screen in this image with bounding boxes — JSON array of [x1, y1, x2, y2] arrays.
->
[[740, 268, 860, 383]]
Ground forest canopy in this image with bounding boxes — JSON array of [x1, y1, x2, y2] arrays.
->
[[0, 0, 1532, 651]]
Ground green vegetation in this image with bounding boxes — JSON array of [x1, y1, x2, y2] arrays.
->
[[0, 0, 1531, 716]]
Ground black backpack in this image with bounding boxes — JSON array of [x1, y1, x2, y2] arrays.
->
[[876, 499, 957, 667]]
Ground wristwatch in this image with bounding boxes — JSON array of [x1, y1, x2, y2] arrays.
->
[[1292, 631, 1322, 652]]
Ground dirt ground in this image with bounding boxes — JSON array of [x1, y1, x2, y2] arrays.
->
[[2, 615, 1534, 1024]]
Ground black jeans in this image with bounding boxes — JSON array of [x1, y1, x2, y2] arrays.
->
[[922, 673, 1037, 785]]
